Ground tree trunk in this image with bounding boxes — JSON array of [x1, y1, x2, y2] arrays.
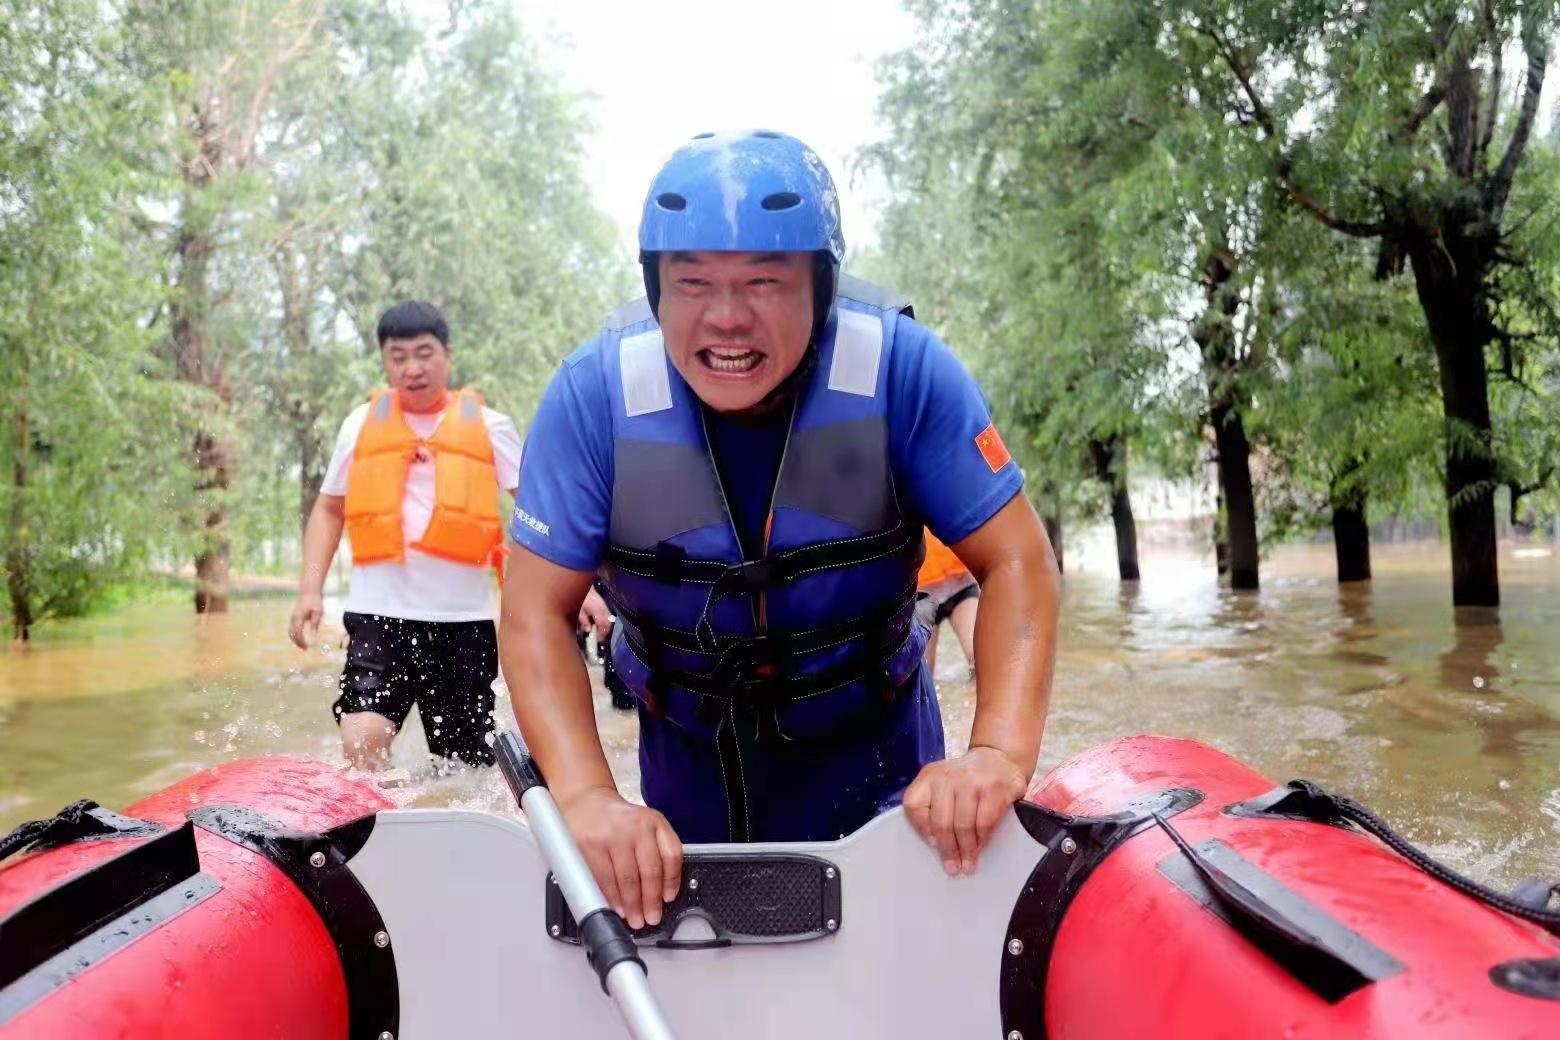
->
[[1043, 514, 1064, 575], [192, 429, 231, 614], [1404, 229, 1500, 607], [1088, 436, 1140, 581], [1196, 249, 1258, 591], [7, 409, 32, 642], [1330, 458, 1371, 583], [298, 432, 322, 538], [172, 205, 233, 615], [1332, 503, 1372, 583], [1211, 405, 1260, 590], [1214, 484, 1230, 577]]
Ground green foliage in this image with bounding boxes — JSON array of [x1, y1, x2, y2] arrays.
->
[[866, 0, 1560, 587], [1, 0, 619, 631], [0, 0, 189, 636]]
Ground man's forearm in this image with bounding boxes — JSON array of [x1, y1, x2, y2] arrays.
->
[[299, 498, 344, 595], [499, 595, 617, 803], [967, 548, 1060, 775]]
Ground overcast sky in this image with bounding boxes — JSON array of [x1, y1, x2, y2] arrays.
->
[[510, 0, 920, 254]]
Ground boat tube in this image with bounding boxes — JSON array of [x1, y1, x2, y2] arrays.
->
[[1, 736, 1556, 1038]]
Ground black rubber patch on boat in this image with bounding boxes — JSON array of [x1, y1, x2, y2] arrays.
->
[[1490, 956, 1560, 1001], [999, 787, 1203, 1040], [1158, 837, 1404, 1001], [0, 822, 217, 1026], [547, 851, 842, 948], [191, 806, 396, 1040]]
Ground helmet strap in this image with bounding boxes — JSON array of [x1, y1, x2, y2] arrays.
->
[[809, 253, 837, 349], [640, 253, 662, 319]]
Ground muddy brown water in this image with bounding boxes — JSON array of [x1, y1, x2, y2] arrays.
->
[[2, 542, 1557, 888]]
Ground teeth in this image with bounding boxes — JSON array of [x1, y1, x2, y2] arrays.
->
[[703, 350, 760, 374]]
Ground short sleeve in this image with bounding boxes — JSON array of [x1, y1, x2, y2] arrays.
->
[[482, 409, 524, 492], [508, 347, 614, 572], [887, 317, 1023, 544], [319, 404, 368, 497]]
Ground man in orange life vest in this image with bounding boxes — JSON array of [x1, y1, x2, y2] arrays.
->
[[287, 301, 606, 768], [917, 529, 979, 679]]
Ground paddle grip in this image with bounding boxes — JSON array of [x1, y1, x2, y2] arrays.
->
[[496, 730, 546, 800]]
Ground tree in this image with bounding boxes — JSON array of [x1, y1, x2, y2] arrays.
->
[[1155, 0, 1560, 606], [121, 0, 335, 613], [344, 2, 625, 411], [867, 0, 1173, 583], [0, 0, 186, 639]]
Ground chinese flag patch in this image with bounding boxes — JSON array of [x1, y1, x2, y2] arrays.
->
[[974, 422, 1012, 473]]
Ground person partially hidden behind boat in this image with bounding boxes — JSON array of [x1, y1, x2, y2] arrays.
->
[[917, 529, 980, 681], [287, 300, 609, 770], [499, 131, 1061, 930]]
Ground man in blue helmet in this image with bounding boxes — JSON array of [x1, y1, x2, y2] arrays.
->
[[499, 131, 1060, 930]]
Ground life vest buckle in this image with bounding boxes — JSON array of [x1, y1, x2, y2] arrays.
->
[[652, 542, 688, 582], [732, 558, 789, 591], [715, 634, 788, 685]]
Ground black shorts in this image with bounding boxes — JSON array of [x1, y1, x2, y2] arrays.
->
[[915, 573, 980, 629], [333, 612, 498, 766]]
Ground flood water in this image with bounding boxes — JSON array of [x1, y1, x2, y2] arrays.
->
[[2, 541, 1557, 888]]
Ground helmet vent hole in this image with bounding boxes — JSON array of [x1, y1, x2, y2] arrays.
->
[[753, 130, 781, 139], [761, 192, 802, 211], [692, 132, 715, 139], [656, 193, 688, 212]]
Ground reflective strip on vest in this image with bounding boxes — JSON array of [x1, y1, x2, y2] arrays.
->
[[621, 330, 673, 417], [827, 308, 883, 397]]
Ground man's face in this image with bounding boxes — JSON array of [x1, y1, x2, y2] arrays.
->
[[656, 251, 815, 414], [381, 333, 451, 411]]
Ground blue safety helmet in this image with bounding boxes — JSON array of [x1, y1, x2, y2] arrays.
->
[[638, 130, 845, 338]]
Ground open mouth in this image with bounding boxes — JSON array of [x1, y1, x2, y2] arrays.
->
[[698, 348, 764, 375]]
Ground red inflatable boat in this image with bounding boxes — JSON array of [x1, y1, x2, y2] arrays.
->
[[1, 736, 1556, 1039]]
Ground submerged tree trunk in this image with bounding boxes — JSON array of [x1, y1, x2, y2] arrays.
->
[[1330, 458, 1371, 583], [1332, 504, 1372, 584], [1210, 405, 1259, 590], [1405, 229, 1500, 607], [7, 409, 32, 641], [1196, 248, 1258, 591], [1043, 513, 1064, 575], [172, 198, 233, 615], [1088, 436, 1140, 581], [191, 428, 231, 615], [1214, 484, 1230, 577]]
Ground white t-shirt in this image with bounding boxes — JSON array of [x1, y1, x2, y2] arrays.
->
[[322, 399, 522, 622]]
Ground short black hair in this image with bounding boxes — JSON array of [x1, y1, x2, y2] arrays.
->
[[376, 300, 449, 348]]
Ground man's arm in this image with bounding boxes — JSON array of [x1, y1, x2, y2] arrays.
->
[[288, 493, 345, 649], [499, 547, 681, 929], [954, 493, 1059, 773], [902, 492, 1060, 874]]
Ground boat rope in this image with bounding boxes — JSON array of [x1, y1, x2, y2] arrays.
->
[[0, 800, 163, 865], [0, 801, 102, 863], [1246, 780, 1560, 934]]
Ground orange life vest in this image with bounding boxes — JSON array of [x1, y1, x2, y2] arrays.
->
[[918, 529, 969, 589], [343, 388, 504, 570]]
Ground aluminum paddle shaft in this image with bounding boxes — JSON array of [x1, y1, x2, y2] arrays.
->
[[496, 731, 678, 1040]]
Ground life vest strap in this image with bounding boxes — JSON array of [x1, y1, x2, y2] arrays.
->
[[612, 590, 917, 707], [603, 523, 920, 591], [605, 580, 916, 660]]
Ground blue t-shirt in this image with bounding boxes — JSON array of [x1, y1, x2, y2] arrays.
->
[[510, 312, 1023, 571]]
